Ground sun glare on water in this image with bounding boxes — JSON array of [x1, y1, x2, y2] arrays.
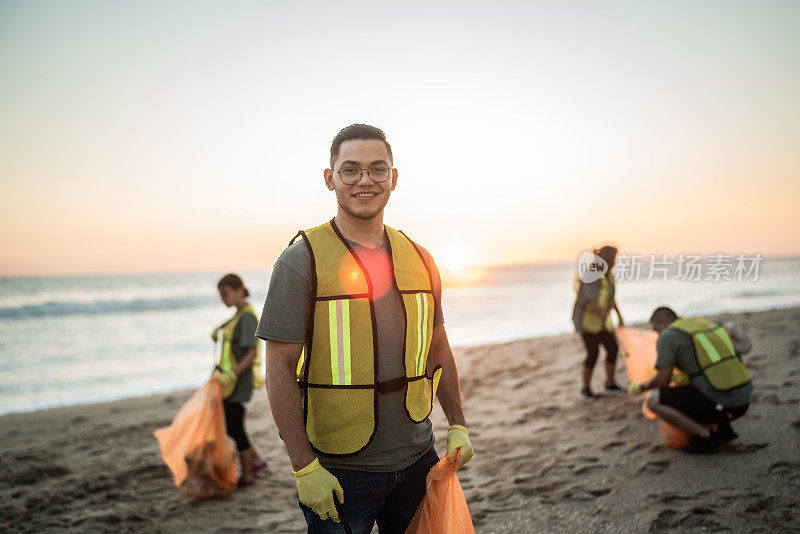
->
[[438, 244, 483, 285]]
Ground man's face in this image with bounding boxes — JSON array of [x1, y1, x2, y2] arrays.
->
[[324, 139, 397, 221]]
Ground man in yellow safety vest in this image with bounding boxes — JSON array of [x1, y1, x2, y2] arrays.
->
[[256, 124, 474, 532], [629, 306, 753, 454]]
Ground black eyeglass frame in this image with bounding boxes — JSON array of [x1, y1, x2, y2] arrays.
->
[[331, 165, 394, 185]]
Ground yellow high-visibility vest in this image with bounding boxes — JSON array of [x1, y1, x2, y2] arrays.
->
[[291, 219, 443, 457], [668, 317, 751, 392], [212, 302, 265, 398], [574, 273, 616, 333]]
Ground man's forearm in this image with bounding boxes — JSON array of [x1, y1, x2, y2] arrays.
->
[[265, 359, 316, 471], [432, 330, 467, 427]]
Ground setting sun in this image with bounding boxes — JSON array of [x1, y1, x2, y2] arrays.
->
[[437, 244, 484, 285], [439, 244, 475, 274]]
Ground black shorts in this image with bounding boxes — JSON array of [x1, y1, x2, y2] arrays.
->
[[659, 386, 749, 423]]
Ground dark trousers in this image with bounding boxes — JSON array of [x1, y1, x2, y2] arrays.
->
[[580, 330, 618, 368], [300, 445, 439, 534], [223, 400, 251, 451]]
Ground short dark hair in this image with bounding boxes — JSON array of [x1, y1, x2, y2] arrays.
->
[[649, 306, 677, 324], [330, 124, 393, 168], [217, 273, 249, 298], [594, 245, 618, 258]]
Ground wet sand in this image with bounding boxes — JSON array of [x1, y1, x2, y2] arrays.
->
[[1, 306, 799, 532]]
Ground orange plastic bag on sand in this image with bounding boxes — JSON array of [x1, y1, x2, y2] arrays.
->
[[153, 380, 237, 499], [659, 420, 717, 450], [405, 451, 475, 534]]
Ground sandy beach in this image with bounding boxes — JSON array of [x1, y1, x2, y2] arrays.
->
[[1, 306, 798, 533]]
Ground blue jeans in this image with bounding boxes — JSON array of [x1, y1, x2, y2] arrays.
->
[[299, 446, 439, 534]]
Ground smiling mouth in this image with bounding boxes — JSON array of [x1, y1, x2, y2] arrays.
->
[[353, 192, 379, 199]]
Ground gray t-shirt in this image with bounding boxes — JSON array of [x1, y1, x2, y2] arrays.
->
[[256, 236, 444, 472], [655, 327, 752, 407], [227, 312, 258, 404]]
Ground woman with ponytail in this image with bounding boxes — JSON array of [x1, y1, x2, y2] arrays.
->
[[213, 273, 267, 487]]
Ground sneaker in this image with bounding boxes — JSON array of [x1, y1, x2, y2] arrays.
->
[[237, 477, 255, 489], [602, 383, 626, 397], [716, 420, 738, 442], [580, 388, 597, 403], [252, 460, 269, 474], [684, 429, 725, 454]]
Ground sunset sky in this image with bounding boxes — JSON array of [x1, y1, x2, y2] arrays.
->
[[1, 1, 798, 276]]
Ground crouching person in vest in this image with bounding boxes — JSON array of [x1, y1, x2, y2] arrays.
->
[[256, 124, 473, 532], [628, 306, 753, 454]]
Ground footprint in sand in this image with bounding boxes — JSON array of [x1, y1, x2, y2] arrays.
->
[[625, 442, 648, 454], [678, 507, 720, 529], [723, 442, 768, 454], [650, 510, 678, 532], [9, 464, 71, 485], [558, 485, 612, 501], [573, 464, 603, 475], [768, 460, 800, 474], [652, 492, 693, 503], [637, 459, 670, 474], [651, 507, 720, 530]]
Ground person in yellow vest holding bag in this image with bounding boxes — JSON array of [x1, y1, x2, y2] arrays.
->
[[572, 245, 625, 402], [628, 306, 753, 454], [211, 273, 268, 488], [256, 124, 473, 532]]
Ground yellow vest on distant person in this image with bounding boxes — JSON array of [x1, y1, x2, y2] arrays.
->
[[290, 219, 442, 457], [667, 317, 751, 392], [574, 273, 616, 333], [213, 303, 265, 398]]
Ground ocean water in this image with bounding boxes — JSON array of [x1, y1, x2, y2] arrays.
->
[[1, 256, 799, 416]]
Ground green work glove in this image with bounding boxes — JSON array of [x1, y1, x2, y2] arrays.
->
[[212, 370, 237, 398], [293, 458, 344, 523], [446, 424, 474, 469], [627, 382, 642, 396]]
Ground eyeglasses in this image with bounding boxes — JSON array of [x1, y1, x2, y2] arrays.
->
[[333, 165, 392, 185]]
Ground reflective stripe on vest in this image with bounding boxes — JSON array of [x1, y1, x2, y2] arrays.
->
[[694, 332, 722, 363], [328, 299, 352, 385], [712, 327, 737, 356], [416, 292, 429, 376], [297, 348, 305, 380]]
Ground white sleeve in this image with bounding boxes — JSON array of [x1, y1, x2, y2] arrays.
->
[[723, 321, 753, 356]]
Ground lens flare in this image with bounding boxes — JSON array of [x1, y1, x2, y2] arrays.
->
[[336, 246, 392, 299]]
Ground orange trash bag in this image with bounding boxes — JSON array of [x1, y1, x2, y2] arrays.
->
[[153, 379, 237, 499], [405, 450, 475, 534], [659, 420, 717, 450]]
